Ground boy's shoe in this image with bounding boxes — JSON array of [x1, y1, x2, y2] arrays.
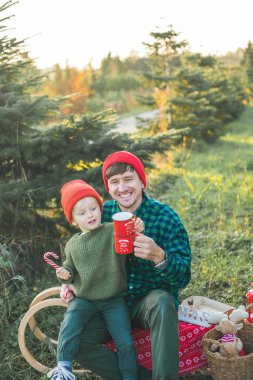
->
[[47, 365, 76, 380]]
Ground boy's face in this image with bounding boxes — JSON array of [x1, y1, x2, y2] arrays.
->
[[107, 169, 144, 212], [72, 197, 101, 233]]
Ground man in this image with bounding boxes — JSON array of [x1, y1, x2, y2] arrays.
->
[[62, 150, 191, 380]]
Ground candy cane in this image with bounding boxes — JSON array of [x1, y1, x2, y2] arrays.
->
[[43, 252, 72, 301], [63, 286, 71, 301], [43, 252, 60, 270]]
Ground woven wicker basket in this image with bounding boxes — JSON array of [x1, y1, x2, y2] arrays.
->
[[202, 320, 253, 380]]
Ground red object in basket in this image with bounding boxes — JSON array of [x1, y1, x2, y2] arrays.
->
[[246, 287, 253, 323]]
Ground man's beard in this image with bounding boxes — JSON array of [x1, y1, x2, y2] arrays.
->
[[118, 194, 141, 212]]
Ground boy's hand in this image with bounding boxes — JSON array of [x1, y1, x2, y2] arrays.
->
[[56, 266, 71, 280], [134, 217, 144, 233], [60, 284, 76, 303]]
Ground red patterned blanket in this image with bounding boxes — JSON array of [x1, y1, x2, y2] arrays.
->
[[106, 321, 213, 375]]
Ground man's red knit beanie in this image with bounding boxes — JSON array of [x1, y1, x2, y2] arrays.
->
[[102, 151, 146, 192], [61, 179, 103, 223]]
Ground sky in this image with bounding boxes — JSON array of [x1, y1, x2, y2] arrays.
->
[[5, 0, 253, 69]]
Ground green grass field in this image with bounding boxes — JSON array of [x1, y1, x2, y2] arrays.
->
[[3, 106, 253, 379]]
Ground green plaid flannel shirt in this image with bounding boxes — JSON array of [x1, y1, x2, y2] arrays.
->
[[102, 192, 191, 308]]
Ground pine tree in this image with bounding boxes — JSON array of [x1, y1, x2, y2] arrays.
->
[[136, 24, 188, 134], [170, 53, 246, 143], [242, 41, 253, 87]]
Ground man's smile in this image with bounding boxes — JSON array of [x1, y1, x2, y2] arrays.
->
[[119, 191, 132, 198]]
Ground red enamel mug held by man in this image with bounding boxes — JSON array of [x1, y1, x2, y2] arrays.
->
[[112, 211, 137, 254]]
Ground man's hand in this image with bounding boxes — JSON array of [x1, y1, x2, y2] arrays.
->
[[134, 217, 144, 233], [133, 232, 165, 265], [60, 284, 76, 303], [56, 266, 71, 280]]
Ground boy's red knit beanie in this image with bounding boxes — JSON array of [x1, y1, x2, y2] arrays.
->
[[61, 179, 103, 223], [102, 151, 146, 192]]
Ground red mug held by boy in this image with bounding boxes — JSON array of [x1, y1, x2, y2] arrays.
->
[[112, 212, 136, 254]]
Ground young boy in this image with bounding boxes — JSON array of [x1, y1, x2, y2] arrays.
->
[[47, 179, 143, 380]]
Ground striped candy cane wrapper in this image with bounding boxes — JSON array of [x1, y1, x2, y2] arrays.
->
[[43, 252, 60, 269], [43, 252, 71, 301], [63, 286, 71, 301]]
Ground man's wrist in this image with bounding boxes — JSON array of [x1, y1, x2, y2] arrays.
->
[[153, 254, 168, 270], [152, 249, 167, 269], [152, 248, 165, 265]]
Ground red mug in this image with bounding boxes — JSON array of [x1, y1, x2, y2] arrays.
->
[[112, 212, 136, 254]]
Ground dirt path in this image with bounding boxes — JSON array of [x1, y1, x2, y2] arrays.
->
[[115, 109, 159, 133]]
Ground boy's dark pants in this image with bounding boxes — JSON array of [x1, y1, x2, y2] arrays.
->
[[58, 296, 138, 380]]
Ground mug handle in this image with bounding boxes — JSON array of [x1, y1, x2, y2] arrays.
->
[[132, 215, 137, 222], [132, 215, 138, 236]]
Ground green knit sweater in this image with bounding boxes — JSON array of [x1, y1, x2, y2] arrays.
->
[[62, 223, 127, 300]]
